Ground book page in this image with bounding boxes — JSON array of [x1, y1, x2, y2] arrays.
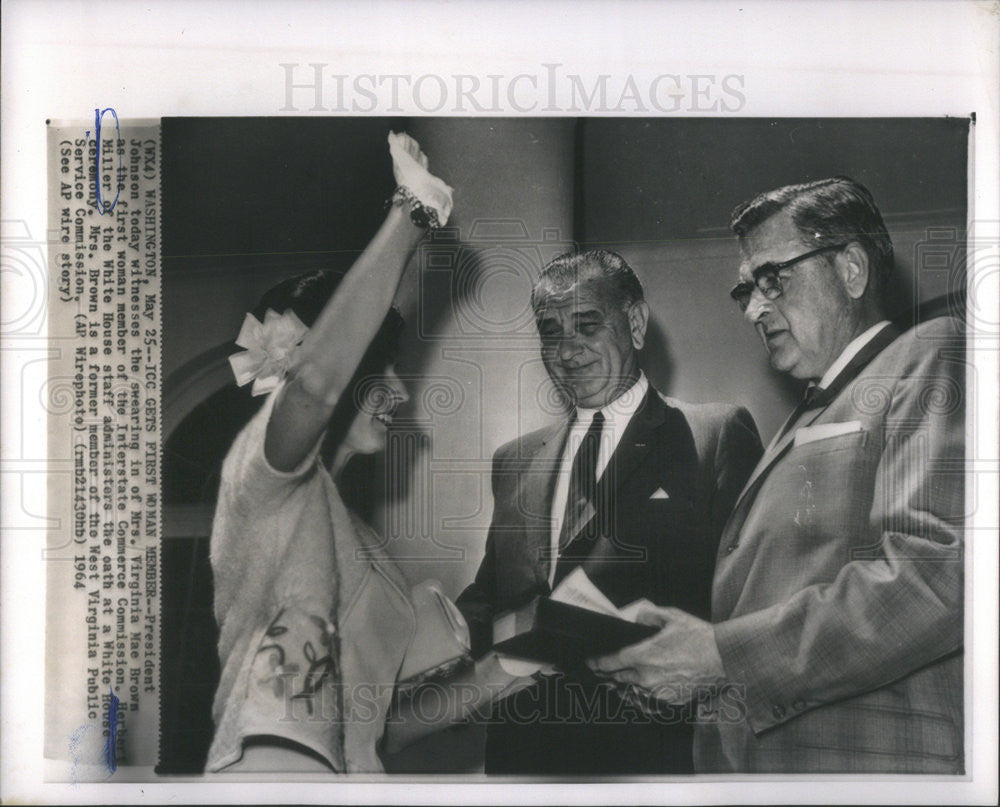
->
[[549, 567, 620, 617]]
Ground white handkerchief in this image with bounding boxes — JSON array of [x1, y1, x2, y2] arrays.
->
[[794, 420, 863, 447], [649, 487, 670, 500]]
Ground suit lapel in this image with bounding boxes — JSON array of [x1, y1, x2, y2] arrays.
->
[[724, 322, 903, 537], [726, 403, 828, 519], [555, 388, 668, 576], [601, 386, 667, 501], [520, 419, 570, 580]]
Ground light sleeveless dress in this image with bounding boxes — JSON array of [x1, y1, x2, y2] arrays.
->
[[206, 383, 415, 773]]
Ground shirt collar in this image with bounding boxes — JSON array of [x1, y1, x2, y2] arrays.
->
[[817, 320, 891, 390], [575, 373, 648, 427]]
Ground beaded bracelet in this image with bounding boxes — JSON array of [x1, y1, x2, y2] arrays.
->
[[386, 186, 442, 230]]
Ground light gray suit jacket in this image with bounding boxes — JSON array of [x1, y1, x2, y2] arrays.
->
[[695, 317, 965, 773]]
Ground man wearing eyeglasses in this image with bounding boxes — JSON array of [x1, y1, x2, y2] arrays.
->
[[590, 176, 965, 773]]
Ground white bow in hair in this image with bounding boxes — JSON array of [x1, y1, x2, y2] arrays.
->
[[228, 308, 309, 396]]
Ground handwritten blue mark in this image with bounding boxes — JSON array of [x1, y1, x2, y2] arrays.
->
[[86, 107, 123, 215], [68, 724, 93, 784], [104, 686, 119, 773]]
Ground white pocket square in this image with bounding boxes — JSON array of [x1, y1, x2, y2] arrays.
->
[[794, 420, 863, 447], [649, 487, 671, 500]]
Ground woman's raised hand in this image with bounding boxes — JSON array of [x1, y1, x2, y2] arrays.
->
[[264, 135, 444, 472], [388, 131, 454, 226], [389, 131, 428, 170]]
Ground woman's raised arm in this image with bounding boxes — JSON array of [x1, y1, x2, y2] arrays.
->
[[263, 133, 451, 471]]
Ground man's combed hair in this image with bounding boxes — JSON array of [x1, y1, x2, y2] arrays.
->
[[730, 176, 894, 308], [531, 249, 645, 314]]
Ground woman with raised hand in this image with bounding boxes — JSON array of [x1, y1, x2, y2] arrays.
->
[[207, 133, 520, 774]]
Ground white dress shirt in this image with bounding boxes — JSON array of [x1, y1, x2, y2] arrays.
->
[[495, 373, 651, 677], [548, 373, 649, 587], [818, 320, 892, 390]]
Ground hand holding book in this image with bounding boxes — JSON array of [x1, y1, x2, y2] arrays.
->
[[586, 601, 727, 706], [491, 569, 660, 671]]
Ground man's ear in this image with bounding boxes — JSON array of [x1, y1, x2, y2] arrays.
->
[[628, 300, 649, 350], [838, 242, 870, 300]]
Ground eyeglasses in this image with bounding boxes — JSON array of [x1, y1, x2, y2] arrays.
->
[[729, 244, 848, 312]]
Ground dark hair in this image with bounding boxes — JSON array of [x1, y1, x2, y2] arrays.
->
[[250, 268, 404, 453], [729, 176, 894, 309], [531, 249, 644, 315]]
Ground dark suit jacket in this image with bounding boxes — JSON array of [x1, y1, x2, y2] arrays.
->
[[457, 386, 762, 774], [696, 317, 965, 773]]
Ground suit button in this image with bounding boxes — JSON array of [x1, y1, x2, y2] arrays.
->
[[793, 699, 806, 711], [772, 704, 786, 720]]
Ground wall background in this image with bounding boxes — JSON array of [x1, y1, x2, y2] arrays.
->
[[158, 117, 968, 772]]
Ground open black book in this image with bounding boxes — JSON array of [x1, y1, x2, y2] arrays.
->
[[492, 596, 658, 669]]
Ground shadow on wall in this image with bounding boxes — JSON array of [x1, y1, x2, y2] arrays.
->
[[374, 242, 490, 513], [640, 316, 675, 398], [887, 252, 917, 321]]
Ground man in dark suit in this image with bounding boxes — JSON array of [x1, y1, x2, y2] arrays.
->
[[456, 249, 762, 774], [590, 178, 965, 773]]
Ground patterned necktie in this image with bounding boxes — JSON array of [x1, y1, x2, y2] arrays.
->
[[558, 411, 605, 550]]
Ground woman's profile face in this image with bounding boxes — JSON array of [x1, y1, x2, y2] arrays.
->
[[342, 364, 408, 456]]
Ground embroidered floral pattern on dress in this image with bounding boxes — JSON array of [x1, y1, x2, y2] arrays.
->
[[250, 607, 341, 718]]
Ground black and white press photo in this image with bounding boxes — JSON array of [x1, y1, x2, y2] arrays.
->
[[4, 2, 997, 805], [150, 116, 970, 776]]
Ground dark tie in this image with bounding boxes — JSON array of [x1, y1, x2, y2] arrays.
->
[[558, 411, 605, 551], [775, 383, 827, 443], [773, 324, 902, 445]]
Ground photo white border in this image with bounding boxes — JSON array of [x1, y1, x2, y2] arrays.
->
[[2, 1, 997, 803]]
